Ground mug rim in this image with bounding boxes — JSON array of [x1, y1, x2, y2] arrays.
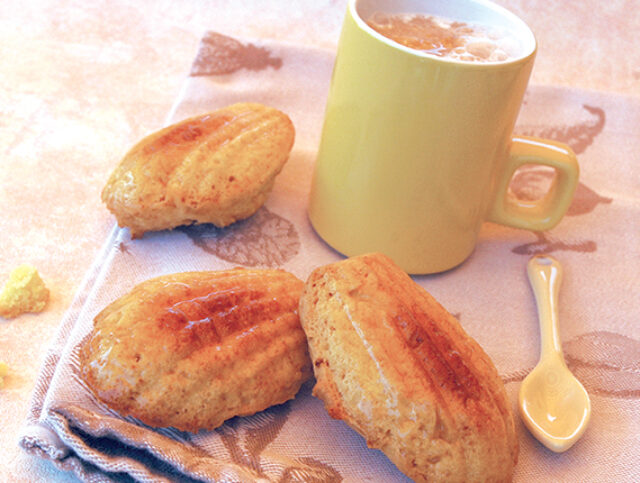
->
[[349, 0, 537, 66]]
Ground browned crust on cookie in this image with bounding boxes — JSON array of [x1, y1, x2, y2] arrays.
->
[[102, 102, 295, 238], [80, 268, 312, 432], [299, 253, 518, 483]]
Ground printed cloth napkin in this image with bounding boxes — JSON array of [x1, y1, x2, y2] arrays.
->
[[19, 32, 640, 482]]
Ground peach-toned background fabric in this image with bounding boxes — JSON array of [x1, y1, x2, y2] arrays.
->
[[1, 1, 639, 482]]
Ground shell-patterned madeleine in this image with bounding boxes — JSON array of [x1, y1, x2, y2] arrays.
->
[[299, 253, 518, 483], [102, 103, 295, 238], [79, 268, 312, 432]]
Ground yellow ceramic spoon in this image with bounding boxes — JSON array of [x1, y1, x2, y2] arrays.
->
[[519, 255, 591, 452]]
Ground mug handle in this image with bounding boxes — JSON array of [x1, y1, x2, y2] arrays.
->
[[487, 136, 579, 231]]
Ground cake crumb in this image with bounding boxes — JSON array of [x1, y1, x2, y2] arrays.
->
[[0, 265, 50, 319]]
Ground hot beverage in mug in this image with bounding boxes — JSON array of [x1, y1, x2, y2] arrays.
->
[[309, 0, 579, 274], [365, 12, 522, 62]]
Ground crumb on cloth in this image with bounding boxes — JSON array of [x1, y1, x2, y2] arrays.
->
[[0, 265, 49, 319]]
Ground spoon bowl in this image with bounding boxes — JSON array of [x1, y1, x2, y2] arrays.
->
[[519, 255, 591, 452]]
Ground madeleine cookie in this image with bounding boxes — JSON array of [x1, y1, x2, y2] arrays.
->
[[102, 103, 295, 238], [299, 253, 518, 483], [80, 268, 312, 432]]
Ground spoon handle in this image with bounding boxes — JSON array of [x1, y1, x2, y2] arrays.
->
[[527, 255, 565, 365]]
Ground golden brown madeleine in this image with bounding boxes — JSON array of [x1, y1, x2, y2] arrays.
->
[[299, 253, 518, 483], [102, 103, 295, 238], [80, 268, 312, 432]]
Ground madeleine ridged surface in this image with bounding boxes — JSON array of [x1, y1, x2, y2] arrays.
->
[[102, 102, 295, 238], [299, 253, 518, 483], [80, 268, 312, 432]]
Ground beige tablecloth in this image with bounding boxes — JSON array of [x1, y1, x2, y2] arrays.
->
[[16, 32, 640, 482]]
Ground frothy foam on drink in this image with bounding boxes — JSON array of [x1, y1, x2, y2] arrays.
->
[[366, 12, 522, 63]]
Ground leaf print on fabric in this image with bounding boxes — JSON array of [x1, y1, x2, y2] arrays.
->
[[511, 231, 597, 255], [191, 31, 283, 76], [178, 207, 300, 267], [510, 103, 609, 255], [509, 167, 611, 255], [279, 457, 342, 483], [117, 241, 131, 254], [516, 104, 605, 155], [564, 331, 640, 398], [217, 400, 343, 481], [218, 403, 292, 476], [565, 181, 613, 217], [502, 331, 640, 399]]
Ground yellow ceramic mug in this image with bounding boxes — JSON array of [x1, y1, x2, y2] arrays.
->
[[308, 0, 579, 274]]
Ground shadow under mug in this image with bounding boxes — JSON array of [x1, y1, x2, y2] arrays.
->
[[308, 0, 579, 274]]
